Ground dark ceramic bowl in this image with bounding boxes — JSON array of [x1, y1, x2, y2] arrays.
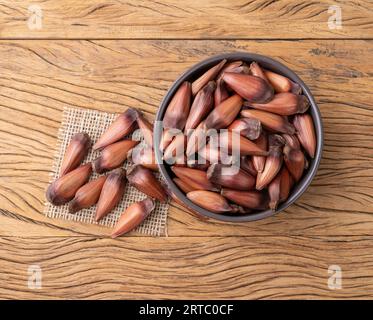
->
[[154, 52, 323, 222]]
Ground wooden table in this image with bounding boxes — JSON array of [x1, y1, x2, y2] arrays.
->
[[0, 1, 372, 299]]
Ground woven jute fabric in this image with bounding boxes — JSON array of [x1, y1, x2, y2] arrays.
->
[[44, 107, 168, 236]]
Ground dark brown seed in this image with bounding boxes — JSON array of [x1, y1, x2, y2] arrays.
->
[[283, 144, 306, 182], [263, 69, 292, 92], [270, 134, 286, 148], [171, 166, 219, 192], [241, 109, 295, 134], [293, 114, 316, 158], [198, 144, 232, 165], [219, 131, 268, 156], [95, 169, 126, 221], [224, 65, 250, 77], [127, 165, 167, 202], [292, 83, 302, 95], [207, 163, 255, 191], [46, 163, 92, 205], [93, 108, 138, 150], [93, 139, 140, 174], [163, 81, 191, 130], [186, 159, 210, 171], [111, 198, 155, 238], [204, 94, 243, 129], [128, 146, 158, 171], [164, 186, 209, 221], [264, 69, 302, 94], [282, 134, 301, 150], [60, 132, 91, 176], [186, 190, 233, 213], [173, 178, 197, 193], [176, 173, 212, 191], [217, 61, 250, 82], [69, 176, 107, 214], [268, 172, 281, 211], [163, 133, 187, 165], [217, 60, 245, 80], [185, 121, 208, 157], [256, 135, 285, 190], [228, 118, 262, 140], [249, 93, 309, 116], [249, 62, 270, 83], [159, 128, 177, 151], [230, 205, 253, 214], [221, 188, 268, 210], [252, 132, 268, 173], [184, 81, 216, 132], [136, 113, 154, 148], [214, 79, 229, 107], [222, 72, 274, 103], [305, 157, 310, 170], [279, 166, 293, 203], [240, 156, 257, 176], [192, 59, 226, 95]]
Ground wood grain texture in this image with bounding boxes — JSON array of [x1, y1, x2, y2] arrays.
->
[[0, 40, 372, 239], [0, 0, 372, 39], [1, 236, 373, 299], [0, 0, 372, 298]]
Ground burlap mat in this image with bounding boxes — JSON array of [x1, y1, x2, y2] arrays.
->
[[44, 107, 169, 236]]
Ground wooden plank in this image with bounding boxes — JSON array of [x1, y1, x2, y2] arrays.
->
[[0, 0, 372, 39], [0, 39, 372, 237], [1, 236, 372, 299]]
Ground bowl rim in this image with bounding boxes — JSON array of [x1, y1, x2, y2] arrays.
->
[[154, 52, 323, 222]]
